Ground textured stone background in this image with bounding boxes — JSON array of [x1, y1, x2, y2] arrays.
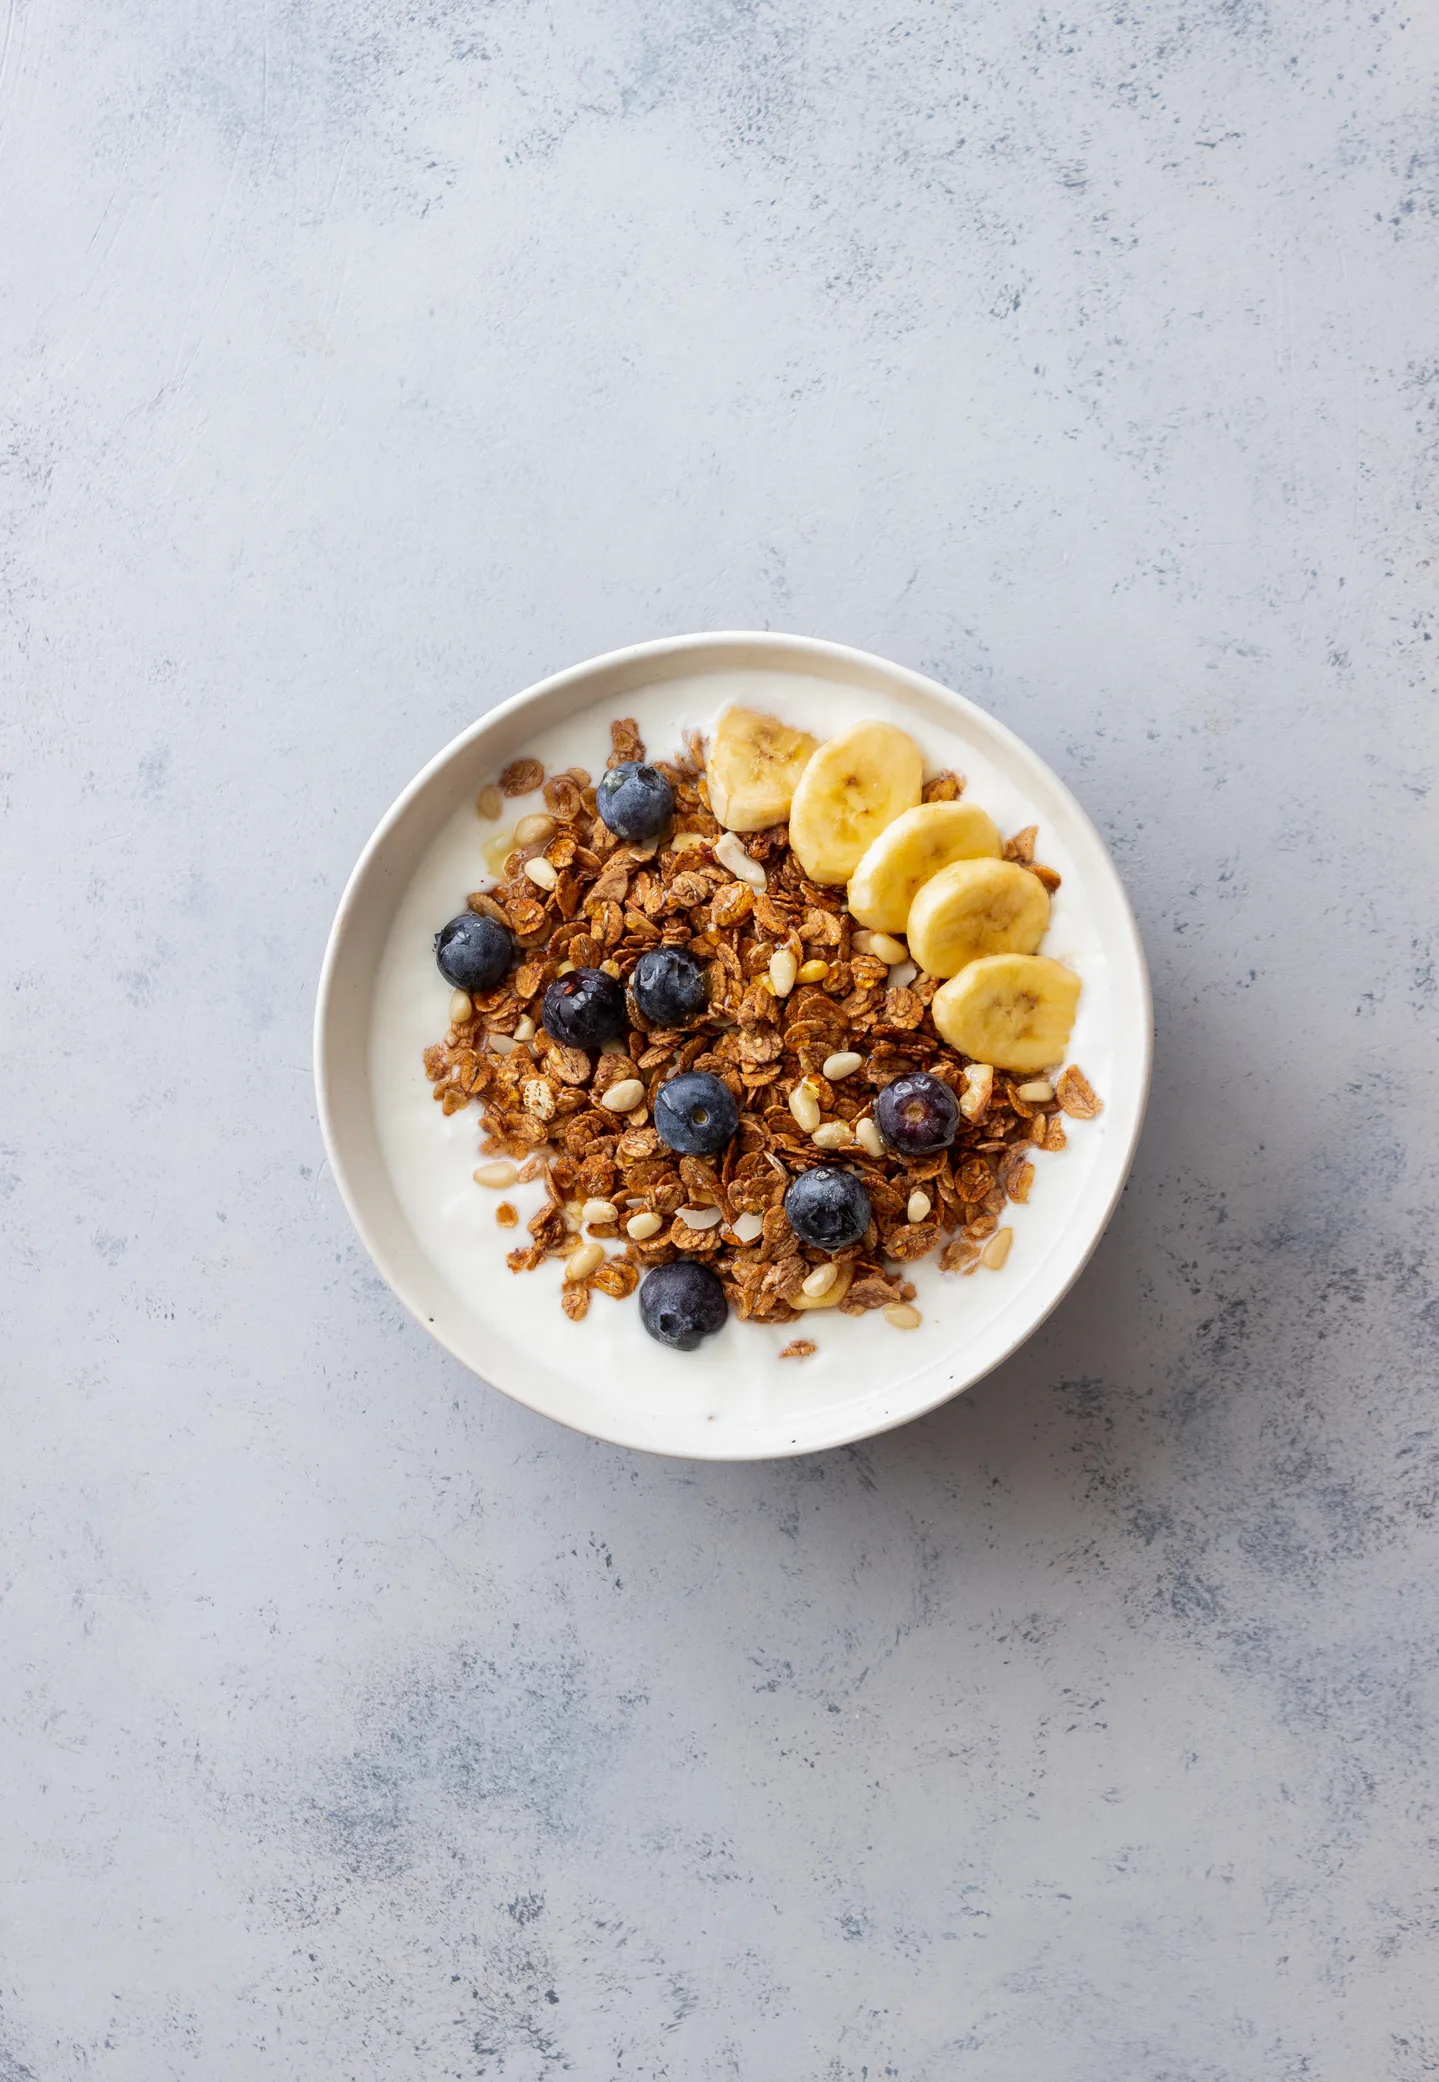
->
[[3, 0, 1437, 2074]]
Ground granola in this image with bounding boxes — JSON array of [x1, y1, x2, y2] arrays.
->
[[426, 711, 1103, 1344]]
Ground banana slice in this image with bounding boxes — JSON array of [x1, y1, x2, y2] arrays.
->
[[787, 721, 924, 884], [847, 800, 1002, 933], [706, 707, 820, 832], [906, 857, 1049, 978], [932, 954, 1081, 1073]]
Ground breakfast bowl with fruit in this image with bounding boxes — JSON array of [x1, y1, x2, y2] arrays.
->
[[315, 633, 1151, 1459]]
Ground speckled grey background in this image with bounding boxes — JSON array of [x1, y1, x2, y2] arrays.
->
[[2, 0, 1437, 2074]]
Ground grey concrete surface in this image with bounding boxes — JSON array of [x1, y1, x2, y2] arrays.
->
[[3, 0, 1437, 2075]]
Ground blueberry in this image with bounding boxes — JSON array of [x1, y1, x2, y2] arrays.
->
[[653, 1070, 739, 1157], [631, 946, 707, 1027], [639, 1260, 728, 1351], [596, 762, 675, 842], [875, 1071, 960, 1156], [435, 912, 513, 993], [784, 1166, 872, 1253], [542, 967, 627, 1049]]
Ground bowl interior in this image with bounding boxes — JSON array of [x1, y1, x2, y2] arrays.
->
[[316, 634, 1151, 1459]]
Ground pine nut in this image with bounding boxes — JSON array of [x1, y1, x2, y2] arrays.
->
[[513, 812, 556, 847], [812, 1121, 854, 1150], [855, 1116, 884, 1158], [982, 1227, 1014, 1270], [626, 1211, 663, 1241], [671, 831, 709, 853], [488, 1033, 515, 1055], [564, 1240, 605, 1283], [883, 1303, 922, 1330], [524, 857, 558, 891], [473, 1160, 518, 1188], [449, 988, 473, 1022], [513, 1015, 536, 1042], [730, 1211, 764, 1243], [599, 1078, 644, 1112], [798, 959, 829, 983], [769, 948, 798, 997], [563, 1201, 584, 1232], [476, 784, 503, 821], [1017, 1079, 1055, 1104], [907, 1190, 932, 1223], [823, 1051, 862, 1080], [582, 1199, 618, 1226], [714, 832, 767, 888], [600, 959, 622, 978], [788, 1082, 821, 1134], [678, 1205, 722, 1230], [801, 1262, 838, 1299], [557, 960, 575, 975], [853, 929, 907, 965]]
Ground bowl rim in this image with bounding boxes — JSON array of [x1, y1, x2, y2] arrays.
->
[[314, 630, 1153, 1460]]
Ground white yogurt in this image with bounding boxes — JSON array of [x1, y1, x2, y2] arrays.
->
[[369, 667, 1115, 1439]]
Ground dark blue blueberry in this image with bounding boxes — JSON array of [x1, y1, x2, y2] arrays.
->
[[631, 946, 708, 1028], [784, 1166, 872, 1253], [542, 967, 627, 1049], [875, 1070, 960, 1156], [639, 1260, 728, 1351], [435, 912, 513, 993], [653, 1070, 739, 1157], [596, 761, 675, 842]]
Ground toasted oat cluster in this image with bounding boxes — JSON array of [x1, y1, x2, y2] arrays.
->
[[422, 718, 1102, 1343]]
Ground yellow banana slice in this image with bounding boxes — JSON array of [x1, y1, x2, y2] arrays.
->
[[847, 800, 1002, 933], [787, 721, 924, 884], [705, 707, 820, 832], [906, 857, 1049, 978], [932, 954, 1081, 1073]]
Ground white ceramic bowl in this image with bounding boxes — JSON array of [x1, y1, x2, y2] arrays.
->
[[315, 633, 1151, 1460]]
